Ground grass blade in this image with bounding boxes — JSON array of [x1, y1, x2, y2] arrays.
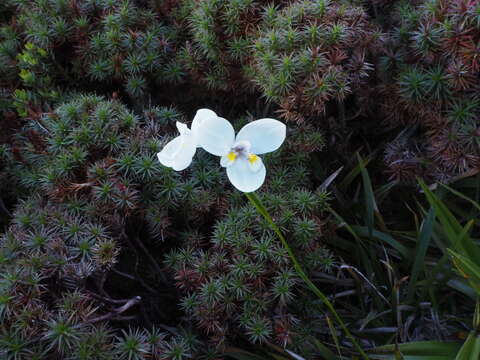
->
[[418, 179, 480, 260], [350, 226, 410, 260], [358, 153, 378, 239], [407, 207, 435, 302], [438, 183, 480, 212], [448, 248, 480, 295], [338, 152, 374, 191], [454, 331, 480, 360], [312, 339, 340, 360], [369, 340, 462, 356]]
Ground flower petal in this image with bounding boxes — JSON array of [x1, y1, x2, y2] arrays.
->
[[157, 136, 182, 168], [171, 136, 197, 171], [220, 152, 237, 168], [157, 135, 196, 171], [191, 108, 217, 137], [247, 153, 263, 173], [197, 116, 235, 156], [226, 157, 266, 193], [176, 121, 190, 136], [235, 118, 286, 155]]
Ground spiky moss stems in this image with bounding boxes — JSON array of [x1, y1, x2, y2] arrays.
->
[[379, 0, 480, 182], [249, 0, 380, 123], [11, 0, 183, 103]]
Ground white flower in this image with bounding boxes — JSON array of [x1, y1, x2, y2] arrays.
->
[[157, 109, 216, 171], [197, 116, 286, 192]]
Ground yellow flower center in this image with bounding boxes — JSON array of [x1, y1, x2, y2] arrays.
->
[[227, 152, 237, 161], [248, 154, 259, 164]]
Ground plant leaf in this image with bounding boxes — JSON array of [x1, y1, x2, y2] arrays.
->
[[407, 207, 435, 302]]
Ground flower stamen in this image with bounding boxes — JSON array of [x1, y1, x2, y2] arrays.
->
[[227, 152, 237, 161], [248, 154, 259, 164]]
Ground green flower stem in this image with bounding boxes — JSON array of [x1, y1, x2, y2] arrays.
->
[[245, 192, 369, 360]]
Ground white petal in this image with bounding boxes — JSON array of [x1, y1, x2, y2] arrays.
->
[[247, 153, 263, 173], [171, 136, 197, 171], [157, 136, 182, 167], [191, 108, 217, 136], [176, 121, 190, 136], [235, 119, 286, 155], [197, 116, 235, 156], [157, 135, 196, 171], [226, 157, 266, 193], [220, 152, 236, 168]]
